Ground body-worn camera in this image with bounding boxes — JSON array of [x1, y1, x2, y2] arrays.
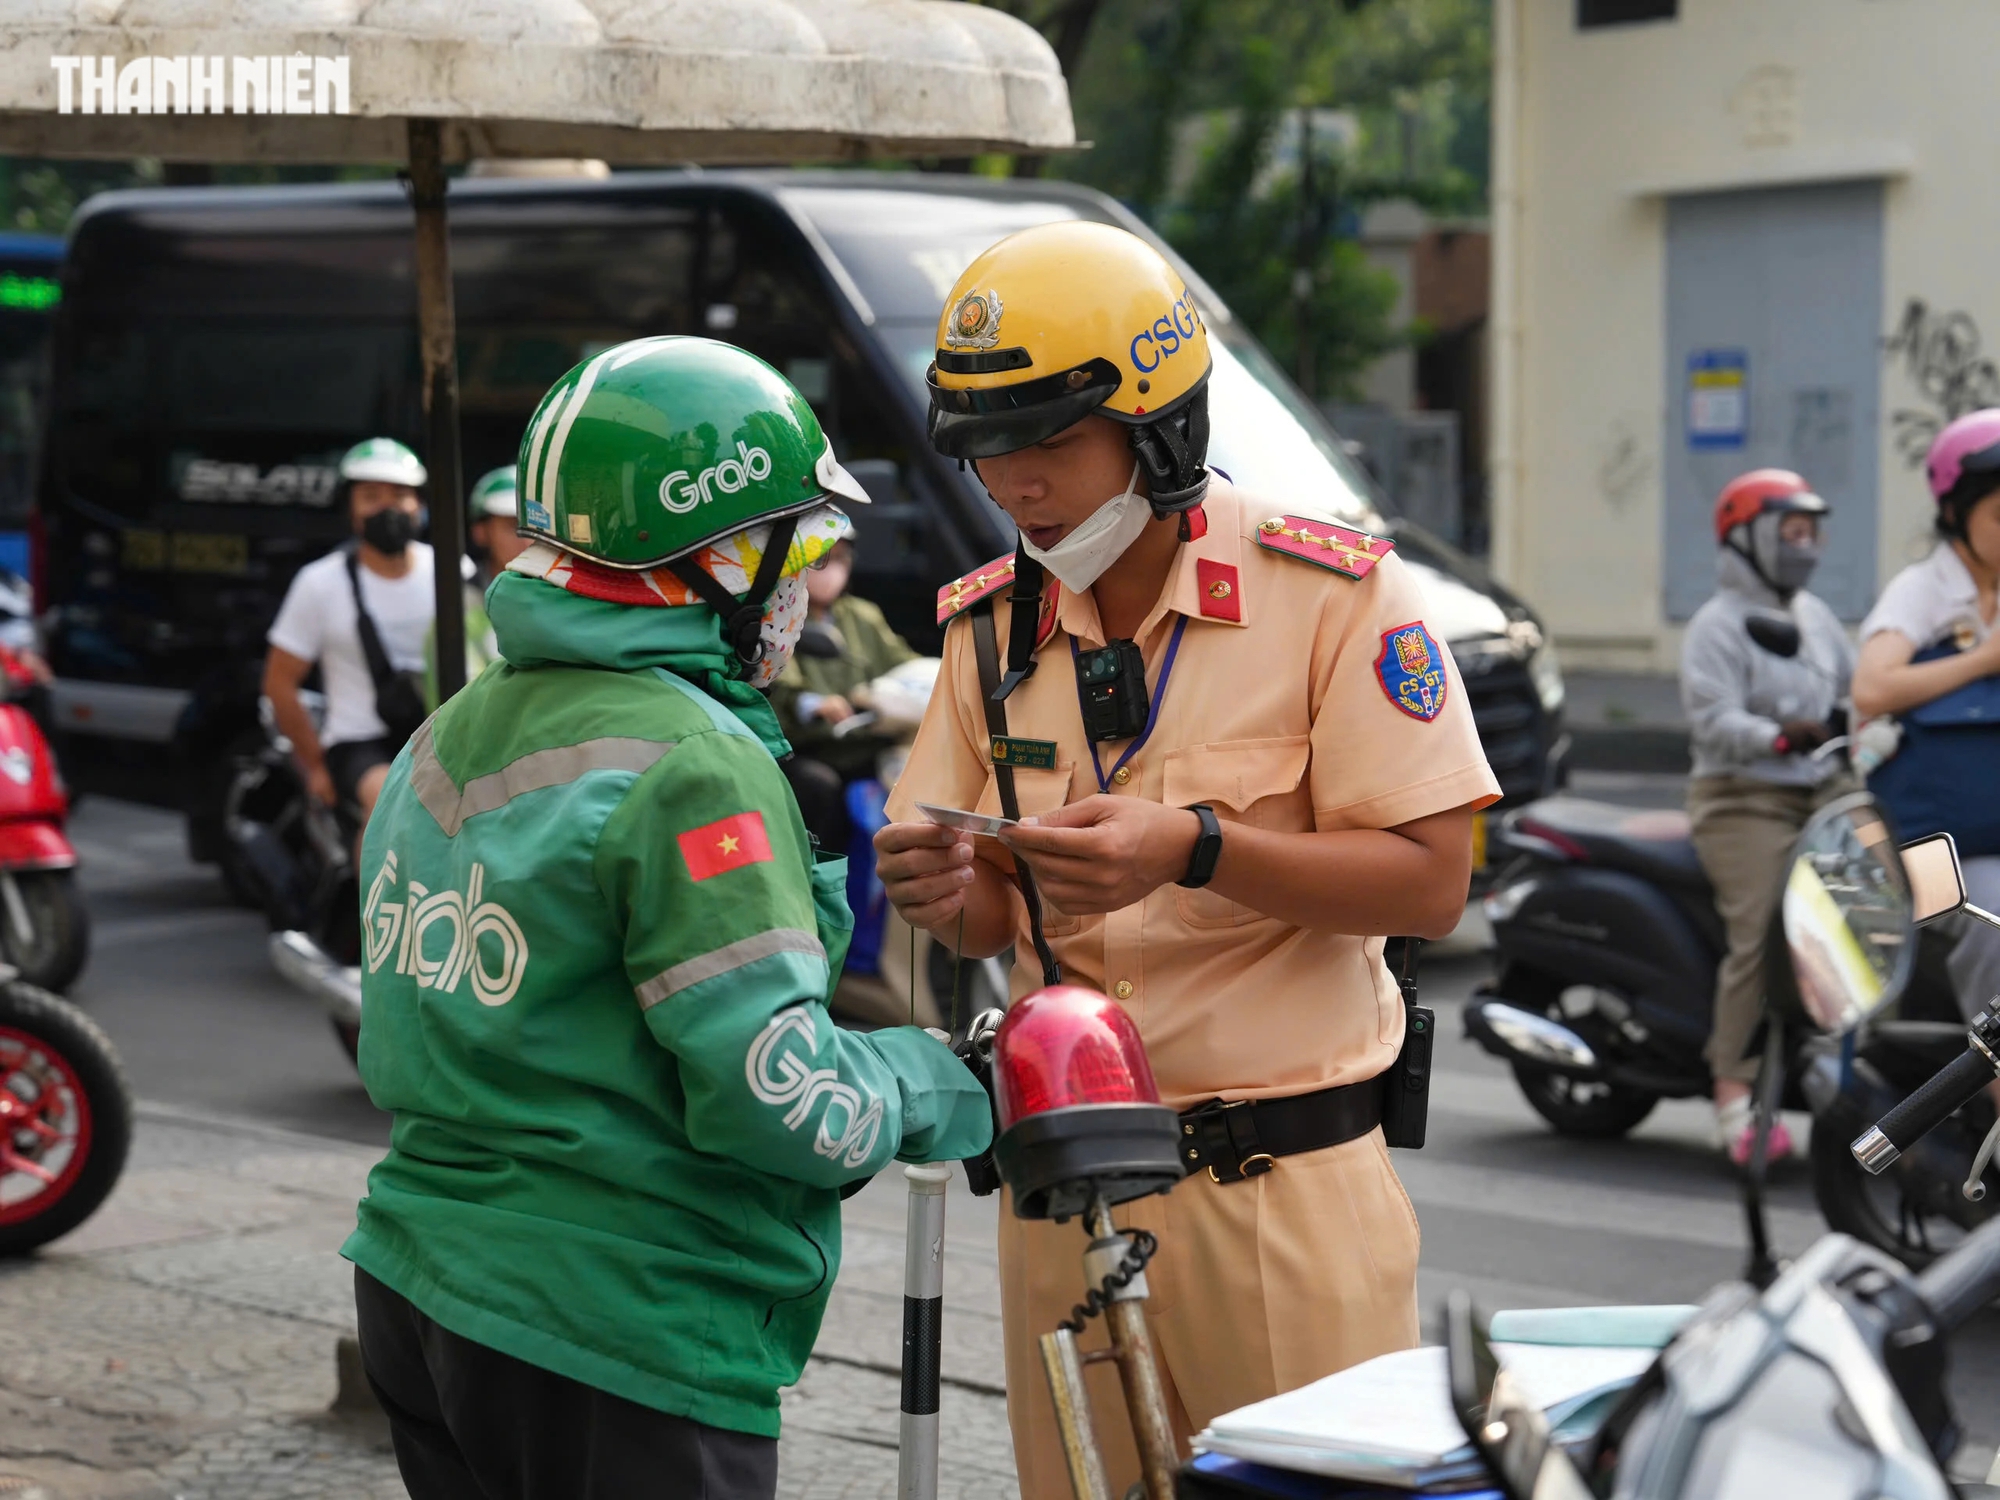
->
[[1076, 639, 1151, 743]]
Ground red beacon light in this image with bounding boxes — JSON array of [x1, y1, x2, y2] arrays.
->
[[990, 985, 1185, 1222]]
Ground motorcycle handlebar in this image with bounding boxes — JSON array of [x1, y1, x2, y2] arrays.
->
[[1854, 1046, 1997, 1174], [1920, 1215, 2000, 1331]]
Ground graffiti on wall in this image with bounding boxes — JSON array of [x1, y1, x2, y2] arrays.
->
[[1883, 298, 2000, 467]]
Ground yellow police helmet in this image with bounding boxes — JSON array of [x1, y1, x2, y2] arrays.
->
[[927, 221, 1213, 515]]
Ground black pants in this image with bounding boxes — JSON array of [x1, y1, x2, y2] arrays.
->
[[355, 1268, 777, 1500]]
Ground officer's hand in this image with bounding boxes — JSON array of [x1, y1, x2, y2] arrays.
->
[[999, 796, 1201, 915], [817, 694, 856, 725], [875, 820, 977, 928]]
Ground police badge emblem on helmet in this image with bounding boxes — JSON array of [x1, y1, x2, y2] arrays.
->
[[1377, 622, 1448, 722], [946, 288, 1004, 349]]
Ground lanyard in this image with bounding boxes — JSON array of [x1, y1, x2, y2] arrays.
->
[[1070, 613, 1189, 795]]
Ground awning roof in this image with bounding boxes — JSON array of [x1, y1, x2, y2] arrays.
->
[[0, 0, 1075, 163]]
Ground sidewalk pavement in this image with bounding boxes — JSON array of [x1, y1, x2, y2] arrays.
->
[[0, 1104, 1016, 1500]]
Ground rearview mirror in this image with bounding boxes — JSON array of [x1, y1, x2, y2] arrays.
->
[[1902, 832, 1968, 924], [1745, 611, 1801, 659], [1773, 795, 1914, 1034]]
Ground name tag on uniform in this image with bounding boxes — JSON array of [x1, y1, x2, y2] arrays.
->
[[990, 736, 1060, 770]]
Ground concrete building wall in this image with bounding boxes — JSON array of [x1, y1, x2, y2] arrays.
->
[[1492, 0, 2000, 671]]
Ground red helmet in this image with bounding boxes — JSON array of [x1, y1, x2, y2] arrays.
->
[[1713, 469, 1826, 543]]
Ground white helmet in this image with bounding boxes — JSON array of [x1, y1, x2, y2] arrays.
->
[[339, 437, 427, 490]]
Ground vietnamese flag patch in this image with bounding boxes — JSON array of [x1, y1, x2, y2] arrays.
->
[[678, 811, 774, 881]]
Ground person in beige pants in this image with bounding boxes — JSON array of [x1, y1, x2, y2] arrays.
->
[[1682, 469, 1855, 1162], [874, 223, 1500, 1500]]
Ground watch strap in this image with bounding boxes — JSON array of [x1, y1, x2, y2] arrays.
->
[[1179, 802, 1223, 889]]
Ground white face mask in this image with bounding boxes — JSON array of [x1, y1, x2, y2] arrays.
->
[[1017, 463, 1151, 593]]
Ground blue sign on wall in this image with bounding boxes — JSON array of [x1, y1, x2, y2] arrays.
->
[[1687, 349, 1749, 450]]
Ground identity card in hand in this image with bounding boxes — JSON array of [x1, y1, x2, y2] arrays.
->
[[916, 802, 1017, 837]]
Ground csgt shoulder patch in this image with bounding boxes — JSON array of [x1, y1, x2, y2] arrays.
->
[[1256, 516, 1393, 580], [1376, 621, 1449, 722]]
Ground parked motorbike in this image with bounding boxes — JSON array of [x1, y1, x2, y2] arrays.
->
[[1467, 785, 1995, 1265], [225, 695, 364, 1061], [1205, 803, 1997, 1500], [0, 646, 88, 993], [1552, 806, 2000, 1498], [0, 974, 131, 1255]]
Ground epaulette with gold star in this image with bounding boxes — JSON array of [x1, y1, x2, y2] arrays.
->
[[936, 551, 1061, 647], [936, 553, 1021, 625], [1255, 515, 1394, 579]]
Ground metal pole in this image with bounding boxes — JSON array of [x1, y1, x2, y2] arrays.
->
[[898, 1163, 952, 1500], [1085, 1200, 1179, 1500], [406, 117, 467, 701], [1039, 1328, 1112, 1500]]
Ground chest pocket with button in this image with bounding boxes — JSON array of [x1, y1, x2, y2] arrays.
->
[[1161, 735, 1312, 928], [972, 759, 1086, 935]]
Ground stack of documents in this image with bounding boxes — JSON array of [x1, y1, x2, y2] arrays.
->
[[1193, 1342, 1657, 1490]]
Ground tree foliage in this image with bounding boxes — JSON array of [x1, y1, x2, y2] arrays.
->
[[0, 159, 394, 236], [977, 0, 1490, 400]]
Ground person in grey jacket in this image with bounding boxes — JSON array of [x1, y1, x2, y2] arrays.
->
[[1681, 468, 1855, 1163]]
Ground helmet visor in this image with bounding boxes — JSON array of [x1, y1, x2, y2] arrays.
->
[[927, 359, 1122, 460]]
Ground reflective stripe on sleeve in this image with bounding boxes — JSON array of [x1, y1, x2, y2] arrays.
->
[[635, 928, 827, 1011], [409, 721, 677, 836]]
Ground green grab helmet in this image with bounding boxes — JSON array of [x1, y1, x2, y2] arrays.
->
[[515, 335, 870, 570], [339, 436, 427, 489], [469, 464, 517, 519]]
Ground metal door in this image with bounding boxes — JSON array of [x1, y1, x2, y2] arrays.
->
[[1663, 181, 1883, 620]]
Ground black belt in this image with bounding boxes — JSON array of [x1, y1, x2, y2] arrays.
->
[[1177, 1077, 1385, 1184]]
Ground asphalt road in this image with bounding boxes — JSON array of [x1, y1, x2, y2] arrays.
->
[[50, 777, 2000, 1472]]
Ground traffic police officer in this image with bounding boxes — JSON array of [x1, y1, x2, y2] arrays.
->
[[875, 224, 1501, 1499]]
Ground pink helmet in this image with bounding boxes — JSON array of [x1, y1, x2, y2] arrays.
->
[[1926, 409, 2000, 502]]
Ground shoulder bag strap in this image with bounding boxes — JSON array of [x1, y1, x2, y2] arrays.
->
[[994, 551, 1045, 701], [969, 599, 1061, 988], [343, 547, 401, 695]]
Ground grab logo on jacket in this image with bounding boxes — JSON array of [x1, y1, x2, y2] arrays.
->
[[746, 1007, 884, 1168], [363, 852, 530, 1007]]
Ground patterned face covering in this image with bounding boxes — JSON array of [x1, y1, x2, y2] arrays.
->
[[748, 572, 809, 688], [507, 503, 851, 685]]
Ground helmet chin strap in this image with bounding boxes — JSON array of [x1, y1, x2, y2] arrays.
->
[[1129, 387, 1211, 527], [668, 515, 801, 670]]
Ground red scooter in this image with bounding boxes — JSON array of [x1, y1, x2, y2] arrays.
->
[[0, 648, 86, 993], [0, 646, 125, 1255]]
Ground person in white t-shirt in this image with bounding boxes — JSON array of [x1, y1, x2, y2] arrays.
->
[[1854, 409, 2000, 1020], [263, 438, 436, 823]]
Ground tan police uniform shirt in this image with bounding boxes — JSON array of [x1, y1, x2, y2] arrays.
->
[[885, 481, 1501, 1110]]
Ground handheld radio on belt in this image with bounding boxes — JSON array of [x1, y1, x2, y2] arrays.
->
[[1381, 937, 1434, 1150]]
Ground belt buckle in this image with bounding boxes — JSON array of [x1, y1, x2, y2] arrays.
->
[[1185, 1099, 1276, 1186], [1209, 1153, 1275, 1186]]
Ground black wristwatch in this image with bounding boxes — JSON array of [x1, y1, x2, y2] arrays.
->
[[1178, 803, 1223, 889]]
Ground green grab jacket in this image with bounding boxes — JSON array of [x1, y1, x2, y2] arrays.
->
[[341, 571, 992, 1438]]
